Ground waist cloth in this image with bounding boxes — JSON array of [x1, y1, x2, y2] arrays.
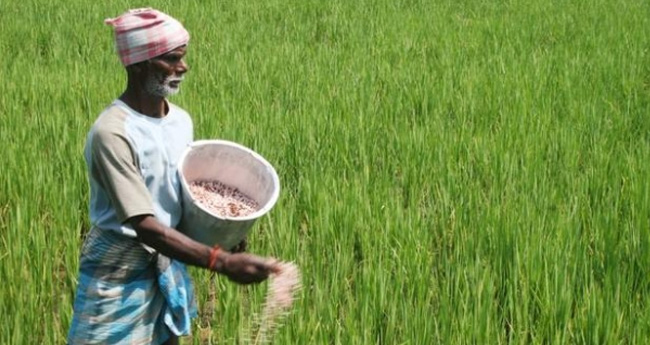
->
[[67, 227, 197, 344]]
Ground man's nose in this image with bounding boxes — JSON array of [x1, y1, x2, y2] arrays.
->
[[176, 59, 189, 74]]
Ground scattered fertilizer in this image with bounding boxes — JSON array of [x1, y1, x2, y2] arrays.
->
[[253, 260, 302, 345], [189, 180, 260, 217]]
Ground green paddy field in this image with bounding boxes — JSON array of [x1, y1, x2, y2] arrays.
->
[[1, 0, 650, 343]]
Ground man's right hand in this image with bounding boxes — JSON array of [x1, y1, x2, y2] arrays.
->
[[218, 252, 279, 285]]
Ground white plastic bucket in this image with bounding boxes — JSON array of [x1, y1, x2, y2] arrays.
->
[[177, 140, 280, 249]]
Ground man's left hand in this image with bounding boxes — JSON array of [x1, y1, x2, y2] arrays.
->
[[231, 238, 247, 253]]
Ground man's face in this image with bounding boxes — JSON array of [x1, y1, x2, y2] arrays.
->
[[143, 45, 189, 98]]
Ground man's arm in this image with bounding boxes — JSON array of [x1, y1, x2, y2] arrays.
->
[[129, 215, 277, 284]]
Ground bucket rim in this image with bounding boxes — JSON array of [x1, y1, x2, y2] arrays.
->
[[177, 139, 281, 221]]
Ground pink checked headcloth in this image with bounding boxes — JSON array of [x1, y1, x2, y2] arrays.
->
[[105, 8, 190, 66]]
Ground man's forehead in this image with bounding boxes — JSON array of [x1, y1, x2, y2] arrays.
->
[[148, 45, 187, 63], [162, 45, 187, 56]]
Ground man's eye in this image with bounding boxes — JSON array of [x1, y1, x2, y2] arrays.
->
[[164, 55, 181, 63]]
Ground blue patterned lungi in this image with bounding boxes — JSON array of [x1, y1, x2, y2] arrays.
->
[[67, 227, 197, 344]]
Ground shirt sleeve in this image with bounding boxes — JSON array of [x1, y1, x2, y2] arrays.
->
[[90, 126, 155, 223]]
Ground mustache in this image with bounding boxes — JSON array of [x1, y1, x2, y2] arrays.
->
[[166, 76, 184, 83]]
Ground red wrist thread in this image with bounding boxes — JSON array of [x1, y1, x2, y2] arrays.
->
[[209, 245, 221, 270]]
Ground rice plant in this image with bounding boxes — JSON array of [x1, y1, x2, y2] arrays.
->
[[1, 0, 649, 344]]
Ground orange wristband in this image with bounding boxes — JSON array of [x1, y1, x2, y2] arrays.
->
[[209, 245, 221, 270]]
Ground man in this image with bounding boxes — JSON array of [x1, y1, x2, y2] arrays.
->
[[67, 8, 277, 345]]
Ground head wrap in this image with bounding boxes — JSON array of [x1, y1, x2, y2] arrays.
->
[[105, 8, 190, 66]]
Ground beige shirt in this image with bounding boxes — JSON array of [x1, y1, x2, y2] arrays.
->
[[84, 99, 193, 237]]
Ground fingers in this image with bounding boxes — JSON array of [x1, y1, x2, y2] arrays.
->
[[230, 239, 247, 253], [245, 257, 279, 276], [265, 258, 282, 274]]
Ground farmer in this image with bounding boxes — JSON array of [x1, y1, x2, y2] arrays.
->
[[67, 8, 277, 345]]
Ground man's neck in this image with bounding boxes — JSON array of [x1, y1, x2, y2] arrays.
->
[[119, 87, 168, 118]]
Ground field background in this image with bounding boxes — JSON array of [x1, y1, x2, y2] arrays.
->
[[1, 0, 650, 344]]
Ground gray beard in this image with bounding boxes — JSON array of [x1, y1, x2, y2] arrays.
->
[[144, 73, 183, 98]]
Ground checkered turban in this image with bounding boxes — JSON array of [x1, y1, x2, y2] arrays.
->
[[105, 8, 190, 66]]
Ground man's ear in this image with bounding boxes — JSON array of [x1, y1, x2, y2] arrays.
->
[[129, 63, 142, 74], [127, 61, 150, 75]]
